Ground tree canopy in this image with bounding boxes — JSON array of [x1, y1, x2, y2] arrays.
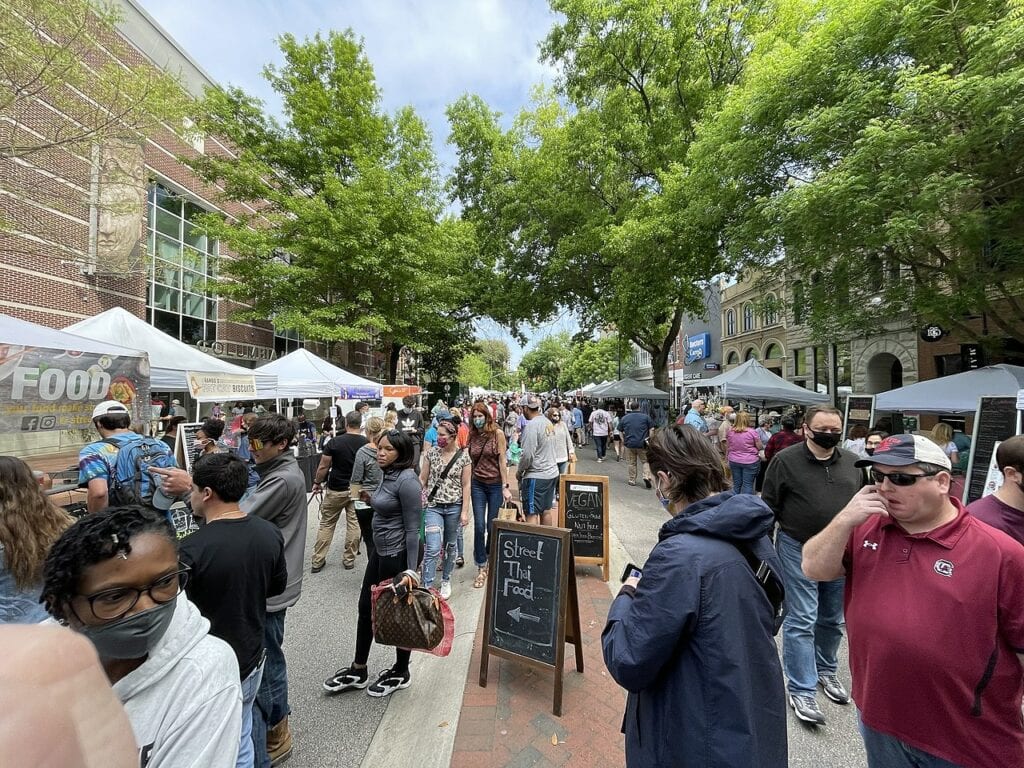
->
[[188, 30, 476, 380], [690, 0, 1024, 342], [447, 0, 765, 389]]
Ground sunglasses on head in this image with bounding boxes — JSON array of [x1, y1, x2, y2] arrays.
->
[[870, 469, 941, 486]]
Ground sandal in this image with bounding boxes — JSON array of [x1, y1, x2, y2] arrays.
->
[[473, 567, 487, 589]]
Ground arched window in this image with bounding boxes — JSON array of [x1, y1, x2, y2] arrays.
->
[[763, 294, 779, 326], [764, 343, 784, 360], [726, 309, 736, 336], [792, 281, 805, 324], [726, 351, 739, 365], [744, 347, 759, 361], [742, 303, 755, 332]]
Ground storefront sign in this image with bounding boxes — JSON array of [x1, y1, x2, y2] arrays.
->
[[383, 385, 421, 398], [920, 324, 947, 342], [0, 345, 149, 432], [703, 363, 720, 371], [685, 333, 711, 364], [186, 371, 257, 400], [195, 339, 276, 362]]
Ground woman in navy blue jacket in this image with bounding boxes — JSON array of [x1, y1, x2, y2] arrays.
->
[[603, 423, 787, 767]]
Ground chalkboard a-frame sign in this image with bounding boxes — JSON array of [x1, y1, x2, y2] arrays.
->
[[479, 521, 584, 716], [963, 396, 1021, 505], [557, 474, 610, 582]]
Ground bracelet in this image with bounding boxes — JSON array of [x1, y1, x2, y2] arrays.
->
[[503, 483, 510, 489]]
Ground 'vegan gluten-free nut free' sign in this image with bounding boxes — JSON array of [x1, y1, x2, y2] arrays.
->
[[480, 521, 583, 716]]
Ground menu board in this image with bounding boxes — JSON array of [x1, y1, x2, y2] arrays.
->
[[964, 397, 1019, 504], [558, 475, 609, 581], [480, 521, 583, 716], [176, 422, 204, 474], [843, 395, 875, 432]]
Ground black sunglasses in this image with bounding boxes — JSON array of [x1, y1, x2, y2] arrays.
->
[[870, 469, 941, 487]]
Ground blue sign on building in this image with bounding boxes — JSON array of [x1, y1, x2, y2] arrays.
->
[[685, 332, 711, 364]]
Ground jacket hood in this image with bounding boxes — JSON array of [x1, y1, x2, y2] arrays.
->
[[659, 491, 774, 544], [113, 593, 210, 702], [255, 451, 297, 478]]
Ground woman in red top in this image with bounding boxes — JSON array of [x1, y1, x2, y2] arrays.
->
[[466, 403, 513, 588]]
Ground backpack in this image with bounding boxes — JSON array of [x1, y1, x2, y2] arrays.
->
[[101, 435, 177, 510]]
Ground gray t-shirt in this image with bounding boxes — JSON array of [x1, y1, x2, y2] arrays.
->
[[517, 415, 560, 480], [370, 467, 422, 569]]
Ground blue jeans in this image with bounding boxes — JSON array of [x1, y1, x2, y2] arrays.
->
[[594, 435, 608, 459], [775, 530, 845, 696], [730, 460, 760, 494], [238, 657, 265, 768], [252, 609, 288, 768], [858, 713, 963, 767], [422, 504, 461, 587], [471, 479, 503, 567]]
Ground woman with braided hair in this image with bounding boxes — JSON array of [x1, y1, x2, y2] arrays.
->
[[0, 455, 72, 623], [42, 505, 242, 768]]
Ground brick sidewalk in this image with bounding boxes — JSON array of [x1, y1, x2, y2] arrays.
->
[[451, 565, 627, 768]]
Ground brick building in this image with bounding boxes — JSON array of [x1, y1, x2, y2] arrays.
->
[[0, 0, 385, 399]]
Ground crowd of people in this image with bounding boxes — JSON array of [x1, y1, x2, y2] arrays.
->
[[5, 387, 1024, 768]]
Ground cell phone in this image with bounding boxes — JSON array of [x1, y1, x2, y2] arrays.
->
[[620, 562, 643, 583]]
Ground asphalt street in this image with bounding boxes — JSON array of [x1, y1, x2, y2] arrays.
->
[[281, 446, 867, 768]]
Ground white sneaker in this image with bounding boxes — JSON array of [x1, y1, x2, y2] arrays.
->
[[439, 580, 452, 600]]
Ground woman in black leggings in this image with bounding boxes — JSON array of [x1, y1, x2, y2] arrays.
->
[[323, 429, 422, 697]]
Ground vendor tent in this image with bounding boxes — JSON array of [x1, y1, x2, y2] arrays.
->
[[691, 359, 829, 406], [256, 348, 382, 399], [590, 378, 670, 400], [874, 364, 1024, 414], [64, 307, 277, 399], [0, 313, 150, 431]]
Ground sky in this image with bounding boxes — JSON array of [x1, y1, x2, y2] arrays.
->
[[137, 0, 568, 367]]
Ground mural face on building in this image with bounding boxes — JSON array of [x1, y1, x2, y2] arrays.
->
[[95, 140, 145, 271]]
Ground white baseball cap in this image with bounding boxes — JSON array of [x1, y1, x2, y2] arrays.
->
[[92, 400, 130, 419], [854, 434, 952, 470]]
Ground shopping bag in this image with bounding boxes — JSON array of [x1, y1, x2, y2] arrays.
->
[[370, 579, 454, 657]]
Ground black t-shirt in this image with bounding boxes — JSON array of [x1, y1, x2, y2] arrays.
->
[[324, 432, 367, 491], [180, 515, 287, 678]]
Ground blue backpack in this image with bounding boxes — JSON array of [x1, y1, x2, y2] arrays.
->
[[102, 435, 177, 510]]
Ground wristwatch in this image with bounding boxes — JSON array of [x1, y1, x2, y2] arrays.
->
[[503, 483, 510, 489]]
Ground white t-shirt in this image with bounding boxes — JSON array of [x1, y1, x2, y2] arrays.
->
[[589, 409, 612, 437]]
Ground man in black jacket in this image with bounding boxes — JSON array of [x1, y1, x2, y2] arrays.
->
[[762, 405, 862, 726]]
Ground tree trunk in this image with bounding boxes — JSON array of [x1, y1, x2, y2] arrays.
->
[[387, 342, 401, 384]]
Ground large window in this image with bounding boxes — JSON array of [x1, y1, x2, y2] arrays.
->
[[763, 294, 779, 326], [147, 183, 217, 345], [725, 309, 736, 336], [792, 281, 805, 324], [742, 303, 755, 332], [794, 347, 809, 376]]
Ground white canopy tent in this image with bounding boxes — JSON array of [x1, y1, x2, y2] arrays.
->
[[875, 364, 1024, 414], [690, 359, 830, 406], [1, 313, 147, 359], [64, 307, 277, 400], [256, 348, 382, 399]]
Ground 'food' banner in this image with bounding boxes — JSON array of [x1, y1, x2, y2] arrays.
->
[[0, 344, 150, 432]]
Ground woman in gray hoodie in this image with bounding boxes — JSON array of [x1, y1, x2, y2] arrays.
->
[[323, 428, 423, 698], [42, 506, 242, 768]]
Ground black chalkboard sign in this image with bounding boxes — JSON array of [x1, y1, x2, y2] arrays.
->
[[844, 395, 875, 432], [558, 474, 609, 581], [176, 422, 204, 474], [964, 397, 1020, 504], [480, 521, 583, 716]]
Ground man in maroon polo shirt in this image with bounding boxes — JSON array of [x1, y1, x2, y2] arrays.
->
[[803, 434, 1024, 768]]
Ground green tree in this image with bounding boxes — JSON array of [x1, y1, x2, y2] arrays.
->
[[448, 0, 764, 390], [457, 352, 492, 387], [188, 31, 474, 380], [563, 335, 622, 390], [519, 332, 574, 391], [693, 0, 1024, 342]]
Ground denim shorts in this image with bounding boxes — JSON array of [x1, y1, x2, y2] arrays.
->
[[521, 476, 557, 516]]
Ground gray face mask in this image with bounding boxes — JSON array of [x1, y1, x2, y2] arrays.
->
[[79, 599, 176, 659]]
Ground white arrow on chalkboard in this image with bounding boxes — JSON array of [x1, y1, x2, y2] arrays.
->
[[507, 606, 540, 623]]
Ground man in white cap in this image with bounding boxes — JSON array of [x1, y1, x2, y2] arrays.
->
[[171, 398, 187, 418], [803, 434, 1024, 768], [78, 400, 175, 513]]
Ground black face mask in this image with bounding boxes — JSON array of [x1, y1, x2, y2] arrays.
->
[[809, 430, 842, 449], [865, 447, 875, 455]]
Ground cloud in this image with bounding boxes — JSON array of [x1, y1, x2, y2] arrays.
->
[[137, 0, 560, 170]]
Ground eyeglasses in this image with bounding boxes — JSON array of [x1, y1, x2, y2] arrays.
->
[[248, 437, 265, 450], [870, 469, 941, 487], [77, 566, 190, 621]]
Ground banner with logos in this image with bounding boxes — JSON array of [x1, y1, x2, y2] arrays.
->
[[186, 371, 257, 401], [0, 345, 150, 432]]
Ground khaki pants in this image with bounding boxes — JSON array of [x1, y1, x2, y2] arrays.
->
[[625, 447, 651, 485], [312, 489, 360, 568]]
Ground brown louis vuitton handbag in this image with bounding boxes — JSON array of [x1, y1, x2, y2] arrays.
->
[[370, 573, 453, 655]]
